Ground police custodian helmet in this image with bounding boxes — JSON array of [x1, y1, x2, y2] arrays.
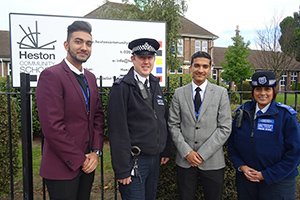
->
[[128, 38, 160, 56], [250, 71, 277, 87]]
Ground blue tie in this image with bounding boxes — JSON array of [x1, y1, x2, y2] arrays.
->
[[256, 110, 263, 118]]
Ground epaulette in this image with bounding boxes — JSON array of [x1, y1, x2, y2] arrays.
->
[[113, 75, 125, 85], [234, 105, 243, 113], [276, 102, 297, 115]]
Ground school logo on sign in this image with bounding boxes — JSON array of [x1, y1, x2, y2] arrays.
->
[[17, 21, 57, 50], [17, 21, 57, 82]]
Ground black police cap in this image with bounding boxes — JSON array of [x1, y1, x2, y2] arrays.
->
[[250, 71, 277, 87], [128, 38, 160, 56]]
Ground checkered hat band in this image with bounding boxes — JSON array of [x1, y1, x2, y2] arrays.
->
[[132, 42, 157, 53]]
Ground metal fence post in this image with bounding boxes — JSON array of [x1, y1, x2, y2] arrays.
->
[[240, 77, 243, 105], [284, 81, 287, 105], [7, 75, 14, 200], [20, 73, 33, 200], [166, 76, 170, 107], [228, 77, 232, 102], [99, 76, 104, 200], [295, 75, 298, 111], [112, 76, 118, 200]]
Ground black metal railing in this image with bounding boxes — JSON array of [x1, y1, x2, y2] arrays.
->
[[1, 73, 300, 200]]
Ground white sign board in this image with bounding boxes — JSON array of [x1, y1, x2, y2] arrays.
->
[[9, 13, 166, 87]]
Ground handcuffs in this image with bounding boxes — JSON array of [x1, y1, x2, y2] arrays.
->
[[131, 146, 142, 182]]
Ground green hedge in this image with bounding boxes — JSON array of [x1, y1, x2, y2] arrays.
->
[[164, 74, 239, 104], [237, 80, 252, 100], [292, 82, 300, 90], [0, 91, 20, 195], [0, 77, 41, 137]]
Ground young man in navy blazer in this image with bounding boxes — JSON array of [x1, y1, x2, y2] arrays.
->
[[36, 21, 105, 200]]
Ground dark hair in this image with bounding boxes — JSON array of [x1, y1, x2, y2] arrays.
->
[[252, 86, 277, 101], [67, 21, 92, 42], [191, 51, 212, 66]]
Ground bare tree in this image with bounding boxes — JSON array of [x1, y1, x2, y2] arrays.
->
[[254, 14, 297, 80]]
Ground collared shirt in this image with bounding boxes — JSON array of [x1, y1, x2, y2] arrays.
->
[[192, 79, 207, 102], [64, 58, 89, 111], [64, 58, 84, 75], [134, 70, 149, 86], [254, 102, 271, 119]]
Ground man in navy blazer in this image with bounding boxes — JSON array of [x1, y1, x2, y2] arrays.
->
[[36, 21, 105, 200]]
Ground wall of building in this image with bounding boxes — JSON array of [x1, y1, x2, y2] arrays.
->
[[0, 61, 9, 77]]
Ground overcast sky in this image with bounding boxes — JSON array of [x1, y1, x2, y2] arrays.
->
[[1, 0, 299, 49]]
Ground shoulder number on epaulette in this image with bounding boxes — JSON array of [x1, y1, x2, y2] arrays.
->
[[114, 75, 125, 85], [276, 102, 297, 114]]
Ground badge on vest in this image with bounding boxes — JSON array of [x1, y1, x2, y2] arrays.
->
[[257, 118, 274, 132], [157, 95, 164, 106]]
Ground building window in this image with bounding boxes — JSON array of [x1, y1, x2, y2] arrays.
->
[[177, 68, 183, 74], [213, 69, 217, 80], [195, 40, 200, 52], [169, 69, 176, 74], [177, 39, 183, 57], [202, 41, 207, 52], [291, 72, 297, 86], [280, 73, 287, 87], [195, 40, 208, 53]]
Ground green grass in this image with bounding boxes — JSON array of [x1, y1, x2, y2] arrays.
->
[[276, 93, 300, 107], [242, 94, 300, 108], [11, 140, 115, 198], [17, 141, 113, 179], [15, 144, 41, 182]]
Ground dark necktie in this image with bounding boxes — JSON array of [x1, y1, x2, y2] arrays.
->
[[144, 79, 152, 107], [256, 110, 263, 118], [194, 87, 201, 112], [78, 74, 88, 97], [144, 79, 149, 89], [144, 79, 152, 98]]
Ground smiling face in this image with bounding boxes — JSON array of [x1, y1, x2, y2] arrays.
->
[[253, 86, 274, 109], [131, 55, 155, 78], [190, 57, 211, 86], [64, 31, 92, 71]]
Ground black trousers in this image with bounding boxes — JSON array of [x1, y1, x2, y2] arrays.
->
[[177, 165, 224, 200], [44, 170, 95, 200]]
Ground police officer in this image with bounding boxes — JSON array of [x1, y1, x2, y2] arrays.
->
[[107, 38, 171, 200], [227, 71, 300, 200]]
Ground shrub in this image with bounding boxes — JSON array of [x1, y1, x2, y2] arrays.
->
[[0, 91, 20, 195], [31, 89, 41, 137], [237, 81, 252, 100], [164, 74, 240, 104], [0, 77, 41, 137], [292, 82, 300, 90], [100, 87, 110, 139]]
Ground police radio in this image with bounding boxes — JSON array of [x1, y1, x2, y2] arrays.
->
[[235, 104, 244, 128]]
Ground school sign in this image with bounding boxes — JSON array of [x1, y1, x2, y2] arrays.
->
[[9, 13, 166, 87]]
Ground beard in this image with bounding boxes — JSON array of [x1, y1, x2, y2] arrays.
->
[[68, 47, 90, 63]]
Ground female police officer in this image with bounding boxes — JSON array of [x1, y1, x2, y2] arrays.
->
[[227, 71, 300, 200]]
